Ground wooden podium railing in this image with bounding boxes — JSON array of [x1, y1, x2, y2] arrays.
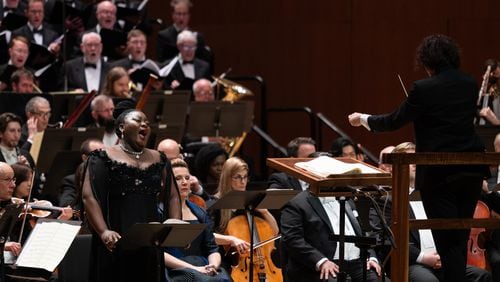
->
[[384, 152, 500, 282]]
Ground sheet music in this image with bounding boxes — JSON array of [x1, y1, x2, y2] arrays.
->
[[15, 220, 81, 272], [295, 156, 381, 178]]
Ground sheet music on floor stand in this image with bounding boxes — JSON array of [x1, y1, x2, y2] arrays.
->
[[9, 219, 81, 280]]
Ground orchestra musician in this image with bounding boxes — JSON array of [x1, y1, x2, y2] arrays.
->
[[82, 109, 181, 282], [348, 34, 489, 282], [210, 157, 279, 272], [0, 112, 34, 168], [164, 158, 230, 281]]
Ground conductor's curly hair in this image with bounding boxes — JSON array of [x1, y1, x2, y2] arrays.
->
[[416, 34, 460, 72]]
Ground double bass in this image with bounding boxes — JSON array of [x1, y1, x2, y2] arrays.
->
[[225, 212, 282, 282]]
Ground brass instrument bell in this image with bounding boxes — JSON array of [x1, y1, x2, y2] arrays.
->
[[212, 77, 253, 102]]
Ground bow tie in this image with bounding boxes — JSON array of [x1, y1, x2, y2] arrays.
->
[[32, 28, 43, 34], [84, 63, 97, 69], [182, 60, 194, 65], [130, 59, 145, 65]]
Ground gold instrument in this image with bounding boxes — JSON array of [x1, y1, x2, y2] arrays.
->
[[212, 77, 253, 156], [212, 77, 253, 103]]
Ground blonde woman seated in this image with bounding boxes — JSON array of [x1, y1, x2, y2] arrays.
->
[[101, 66, 132, 98], [165, 158, 230, 282], [210, 157, 279, 269]]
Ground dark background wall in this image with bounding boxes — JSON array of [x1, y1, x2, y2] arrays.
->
[[148, 0, 500, 171]]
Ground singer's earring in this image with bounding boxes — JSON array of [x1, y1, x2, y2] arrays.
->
[[120, 130, 124, 139]]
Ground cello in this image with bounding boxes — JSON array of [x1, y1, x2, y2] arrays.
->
[[467, 200, 490, 269], [225, 212, 282, 282]]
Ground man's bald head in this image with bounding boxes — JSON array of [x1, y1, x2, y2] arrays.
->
[[157, 139, 181, 160]]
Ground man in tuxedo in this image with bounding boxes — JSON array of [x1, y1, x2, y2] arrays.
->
[[268, 137, 316, 191], [162, 30, 211, 91], [0, 0, 25, 20], [281, 190, 382, 282], [110, 29, 153, 90], [63, 31, 109, 92], [370, 142, 492, 281], [156, 0, 211, 66], [12, 0, 60, 54], [0, 112, 34, 168], [349, 34, 489, 282], [0, 35, 30, 91]]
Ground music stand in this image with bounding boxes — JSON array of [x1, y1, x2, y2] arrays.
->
[[117, 223, 206, 250], [147, 123, 185, 148], [142, 91, 191, 124], [187, 101, 254, 138], [41, 150, 82, 201], [33, 128, 104, 173], [209, 189, 299, 282]]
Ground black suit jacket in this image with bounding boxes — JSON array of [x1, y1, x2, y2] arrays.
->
[[268, 172, 302, 191], [12, 24, 59, 47], [0, 2, 26, 21], [367, 68, 487, 190], [162, 58, 211, 91], [281, 191, 376, 282], [63, 57, 109, 92]]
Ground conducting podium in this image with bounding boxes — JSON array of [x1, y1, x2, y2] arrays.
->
[[267, 157, 391, 282], [209, 189, 298, 282]]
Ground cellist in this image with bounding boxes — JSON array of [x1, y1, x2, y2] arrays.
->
[[210, 157, 280, 281]]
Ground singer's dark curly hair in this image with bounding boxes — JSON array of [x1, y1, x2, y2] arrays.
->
[[416, 34, 460, 72], [0, 112, 22, 134]]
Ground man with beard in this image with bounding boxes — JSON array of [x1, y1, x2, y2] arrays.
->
[[89, 95, 116, 147]]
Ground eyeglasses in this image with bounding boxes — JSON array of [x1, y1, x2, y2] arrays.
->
[[181, 45, 196, 51], [231, 175, 248, 181], [1, 177, 16, 184], [32, 111, 51, 118]]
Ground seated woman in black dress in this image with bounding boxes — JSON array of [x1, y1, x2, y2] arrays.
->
[[82, 109, 181, 282], [164, 158, 230, 281]]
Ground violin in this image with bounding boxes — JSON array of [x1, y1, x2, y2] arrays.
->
[[467, 200, 490, 269], [224, 212, 282, 282], [13, 197, 80, 219], [188, 194, 206, 209]]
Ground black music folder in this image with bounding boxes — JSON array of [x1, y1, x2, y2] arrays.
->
[[118, 222, 206, 250], [100, 28, 127, 60], [0, 13, 27, 31]]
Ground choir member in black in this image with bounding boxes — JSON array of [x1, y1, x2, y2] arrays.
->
[[82, 109, 181, 282]]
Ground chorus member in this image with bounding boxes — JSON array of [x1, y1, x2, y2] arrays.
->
[[0, 113, 34, 168], [211, 157, 279, 268], [82, 109, 181, 282], [157, 0, 211, 65], [0, 36, 30, 91], [162, 30, 211, 91], [0, 0, 25, 21], [348, 34, 488, 282], [164, 158, 230, 281], [12, 0, 60, 54], [101, 66, 131, 98], [64, 31, 109, 92]]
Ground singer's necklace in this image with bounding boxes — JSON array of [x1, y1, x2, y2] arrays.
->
[[119, 142, 144, 159]]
